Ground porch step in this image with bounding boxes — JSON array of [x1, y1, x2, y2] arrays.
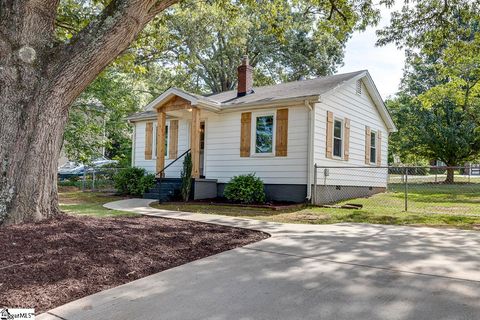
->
[[143, 178, 182, 201]]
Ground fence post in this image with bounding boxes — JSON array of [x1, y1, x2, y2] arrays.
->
[[92, 167, 96, 192], [313, 164, 318, 205], [82, 168, 86, 192], [404, 167, 408, 212]]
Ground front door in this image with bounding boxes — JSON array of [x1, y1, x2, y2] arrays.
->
[[199, 121, 205, 178]]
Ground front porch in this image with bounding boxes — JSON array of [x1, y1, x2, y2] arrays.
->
[[155, 95, 205, 179], [149, 92, 220, 201]]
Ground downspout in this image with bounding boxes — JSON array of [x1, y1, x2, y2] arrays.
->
[[305, 100, 315, 202], [131, 122, 136, 167]]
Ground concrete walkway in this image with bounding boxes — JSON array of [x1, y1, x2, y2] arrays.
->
[[39, 199, 480, 320]]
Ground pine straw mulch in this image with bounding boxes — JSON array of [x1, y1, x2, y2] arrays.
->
[[0, 214, 268, 313]]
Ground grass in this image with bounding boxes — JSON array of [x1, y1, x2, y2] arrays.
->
[[152, 183, 480, 230], [59, 190, 135, 217]]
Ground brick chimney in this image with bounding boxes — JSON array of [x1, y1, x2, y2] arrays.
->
[[237, 55, 254, 97]]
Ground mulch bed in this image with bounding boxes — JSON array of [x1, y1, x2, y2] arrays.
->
[[0, 214, 268, 313], [166, 198, 304, 211]]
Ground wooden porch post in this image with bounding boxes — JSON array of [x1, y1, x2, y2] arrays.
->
[[156, 110, 166, 175], [190, 107, 201, 178]]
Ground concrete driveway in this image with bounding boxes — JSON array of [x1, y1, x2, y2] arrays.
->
[[39, 199, 480, 320]]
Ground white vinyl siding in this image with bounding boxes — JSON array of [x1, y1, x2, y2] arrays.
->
[[132, 78, 390, 188], [314, 79, 389, 187], [134, 119, 189, 177], [205, 105, 308, 184]]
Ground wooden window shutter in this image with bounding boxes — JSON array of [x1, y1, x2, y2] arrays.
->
[[144, 122, 153, 160], [275, 108, 289, 156], [240, 112, 251, 157], [344, 118, 351, 161], [365, 126, 371, 164], [376, 130, 382, 166], [169, 120, 179, 159], [325, 111, 334, 159]]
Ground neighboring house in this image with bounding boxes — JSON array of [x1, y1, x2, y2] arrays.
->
[[127, 57, 396, 203]]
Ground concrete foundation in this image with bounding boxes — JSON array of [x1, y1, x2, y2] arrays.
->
[[192, 179, 218, 200], [192, 181, 386, 205], [217, 183, 307, 203], [313, 185, 386, 205]]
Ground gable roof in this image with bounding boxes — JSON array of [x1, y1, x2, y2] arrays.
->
[[143, 87, 221, 112], [129, 70, 396, 132], [207, 70, 366, 106]]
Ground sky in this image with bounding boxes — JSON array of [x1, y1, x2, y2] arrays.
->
[[338, 6, 405, 100]]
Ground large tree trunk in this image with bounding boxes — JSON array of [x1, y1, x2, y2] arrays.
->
[[0, 88, 68, 224], [0, 0, 178, 225], [0, 0, 65, 225], [445, 167, 455, 184]]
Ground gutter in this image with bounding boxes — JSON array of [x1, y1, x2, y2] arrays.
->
[[131, 125, 136, 167], [305, 100, 315, 202], [220, 95, 320, 113], [128, 95, 321, 122]]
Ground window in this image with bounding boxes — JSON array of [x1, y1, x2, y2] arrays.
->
[[153, 124, 169, 158], [370, 130, 376, 163], [254, 114, 274, 154], [333, 119, 343, 158]]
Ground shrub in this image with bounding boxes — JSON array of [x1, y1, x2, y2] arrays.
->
[[113, 167, 155, 196], [224, 173, 266, 204], [136, 174, 156, 196]]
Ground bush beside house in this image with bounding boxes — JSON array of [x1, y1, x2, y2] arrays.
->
[[114, 167, 155, 196], [224, 174, 266, 204]]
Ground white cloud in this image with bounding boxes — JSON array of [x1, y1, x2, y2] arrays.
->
[[338, 6, 406, 100]]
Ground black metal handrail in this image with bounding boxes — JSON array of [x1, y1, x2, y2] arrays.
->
[[156, 148, 191, 178]]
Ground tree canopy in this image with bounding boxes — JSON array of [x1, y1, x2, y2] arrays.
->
[[381, 0, 480, 181], [59, 0, 383, 164]]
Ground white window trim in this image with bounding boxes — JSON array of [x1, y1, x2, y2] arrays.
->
[[152, 121, 169, 160], [152, 124, 157, 160], [370, 129, 377, 164], [251, 111, 276, 157], [332, 118, 344, 160]]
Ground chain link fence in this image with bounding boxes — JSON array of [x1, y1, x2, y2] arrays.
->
[[313, 165, 480, 215], [58, 166, 126, 192]]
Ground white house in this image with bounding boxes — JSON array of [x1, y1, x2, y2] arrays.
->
[[127, 57, 396, 203]]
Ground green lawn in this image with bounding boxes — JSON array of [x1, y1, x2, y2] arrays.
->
[[59, 191, 135, 217], [152, 183, 480, 230]]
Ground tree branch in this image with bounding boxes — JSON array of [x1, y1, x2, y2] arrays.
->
[[55, 19, 80, 33], [328, 0, 347, 22], [49, 0, 179, 108], [147, 0, 179, 19]]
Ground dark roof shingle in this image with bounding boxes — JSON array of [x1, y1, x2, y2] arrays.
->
[[207, 70, 366, 106]]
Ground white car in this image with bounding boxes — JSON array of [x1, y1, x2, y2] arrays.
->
[[58, 158, 118, 178]]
